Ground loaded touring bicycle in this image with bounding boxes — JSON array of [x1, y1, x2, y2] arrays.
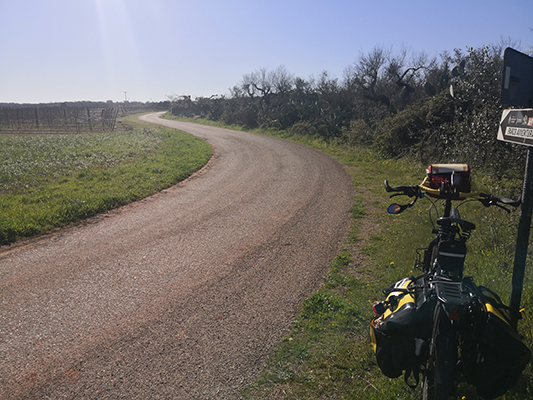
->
[[370, 164, 531, 400]]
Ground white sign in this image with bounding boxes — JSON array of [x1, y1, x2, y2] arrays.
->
[[498, 109, 533, 147]]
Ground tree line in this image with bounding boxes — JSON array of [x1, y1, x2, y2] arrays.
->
[[170, 42, 531, 181]]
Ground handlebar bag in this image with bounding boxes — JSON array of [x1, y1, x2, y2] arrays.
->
[[466, 286, 531, 399], [426, 164, 471, 193], [420, 164, 479, 199]]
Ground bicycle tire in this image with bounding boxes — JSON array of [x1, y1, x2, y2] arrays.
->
[[423, 304, 457, 400]]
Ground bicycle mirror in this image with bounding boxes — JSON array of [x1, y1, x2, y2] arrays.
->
[[387, 204, 403, 214]]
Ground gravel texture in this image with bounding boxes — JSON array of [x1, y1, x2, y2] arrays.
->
[[0, 113, 354, 399]]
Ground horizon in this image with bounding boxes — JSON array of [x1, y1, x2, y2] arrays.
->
[[1, 0, 532, 104], [0, 99, 165, 106]]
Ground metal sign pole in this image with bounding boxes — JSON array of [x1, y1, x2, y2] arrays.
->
[[500, 48, 533, 329], [510, 146, 533, 329]]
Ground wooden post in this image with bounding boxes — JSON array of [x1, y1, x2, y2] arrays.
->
[[34, 107, 39, 129], [87, 107, 92, 132]]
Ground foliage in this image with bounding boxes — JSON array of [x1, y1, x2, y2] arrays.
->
[[369, 44, 528, 180], [170, 46, 433, 138], [445, 45, 527, 178], [170, 42, 530, 183], [374, 91, 456, 162]]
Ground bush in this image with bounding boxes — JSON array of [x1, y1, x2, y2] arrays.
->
[[374, 92, 456, 161]]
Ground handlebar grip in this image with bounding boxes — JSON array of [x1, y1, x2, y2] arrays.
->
[[497, 196, 521, 207], [384, 180, 394, 192], [384, 180, 420, 197], [480, 193, 521, 208]]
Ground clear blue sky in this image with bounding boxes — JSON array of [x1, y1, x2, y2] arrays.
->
[[1, 0, 531, 104]]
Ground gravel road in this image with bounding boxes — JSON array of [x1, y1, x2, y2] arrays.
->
[[0, 113, 354, 399]]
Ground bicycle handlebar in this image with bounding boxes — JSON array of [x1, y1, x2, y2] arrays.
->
[[384, 180, 521, 214]]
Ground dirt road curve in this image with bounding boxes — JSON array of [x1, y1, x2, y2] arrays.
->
[[0, 113, 354, 399]]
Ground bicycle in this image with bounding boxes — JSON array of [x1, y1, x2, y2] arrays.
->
[[370, 164, 530, 400]]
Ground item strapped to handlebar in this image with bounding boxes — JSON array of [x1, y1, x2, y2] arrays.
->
[[420, 164, 479, 199], [419, 177, 480, 200]]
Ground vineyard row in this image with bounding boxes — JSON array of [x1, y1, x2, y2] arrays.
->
[[0, 106, 120, 134]]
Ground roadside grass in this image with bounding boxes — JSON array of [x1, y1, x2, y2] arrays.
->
[[0, 116, 212, 245], [239, 139, 532, 400], [163, 116, 532, 399]]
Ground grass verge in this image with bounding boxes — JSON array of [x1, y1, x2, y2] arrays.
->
[[241, 140, 532, 400], [0, 115, 212, 245], [163, 115, 532, 399]]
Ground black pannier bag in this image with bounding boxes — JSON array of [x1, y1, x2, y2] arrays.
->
[[465, 286, 531, 400], [370, 320, 417, 379], [370, 276, 429, 383]]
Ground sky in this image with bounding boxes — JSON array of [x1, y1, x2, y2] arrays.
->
[[0, 0, 532, 104]]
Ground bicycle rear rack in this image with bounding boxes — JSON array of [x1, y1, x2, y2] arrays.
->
[[433, 280, 474, 306]]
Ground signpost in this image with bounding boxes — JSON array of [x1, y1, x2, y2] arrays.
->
[[498, 109, 533, 146], [500, 48, 533, 329], [499, 110, 533, 329], [501, 47, 533, 108]]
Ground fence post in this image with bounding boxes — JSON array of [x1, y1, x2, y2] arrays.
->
[[111, 108, 118, 130], [87, 107, 92, 132]]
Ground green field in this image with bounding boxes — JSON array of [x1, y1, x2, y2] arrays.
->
[[0, 116, 212, 245]]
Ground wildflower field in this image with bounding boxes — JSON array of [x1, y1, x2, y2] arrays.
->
[[0, 118, 212, 245]]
